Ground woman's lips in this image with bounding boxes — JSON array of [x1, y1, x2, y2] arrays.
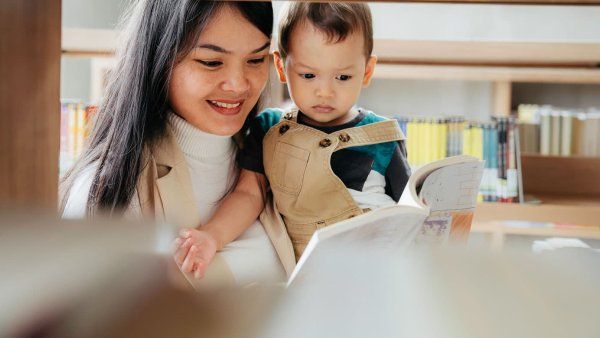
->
[[312, 105, 334, 114], [207, 99, 244, 116]]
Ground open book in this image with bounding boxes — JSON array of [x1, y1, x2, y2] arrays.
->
[[288, 155, 484, 286]]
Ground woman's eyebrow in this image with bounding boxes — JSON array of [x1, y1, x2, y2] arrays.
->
[[194, 41, 271, 54], [196, 44, 231, 54], [251, 41, 271, 54]]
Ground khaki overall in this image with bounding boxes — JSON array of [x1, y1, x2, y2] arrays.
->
[[262, 109, 406, 259]]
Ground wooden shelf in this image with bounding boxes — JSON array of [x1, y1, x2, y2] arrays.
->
[[473, 202, 600, 227], [372, 63, 600, 84], [472, 221, 600, 239], [521, 155, 600, 196], [472, 202, 600, 250], [62, 28, 117, 57], [374, 40, 600, 67]]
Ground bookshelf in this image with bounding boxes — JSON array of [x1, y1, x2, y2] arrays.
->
[[60, 26, 600, 218], [6, 2, 598, 229]]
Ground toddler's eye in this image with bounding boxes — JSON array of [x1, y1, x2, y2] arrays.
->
[[300, 73, 315, 79], [196, 60, 223, 68], [336, 74, 352, 81]]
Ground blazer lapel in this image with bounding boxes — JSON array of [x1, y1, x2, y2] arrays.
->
[[153, 130, 200, 228]]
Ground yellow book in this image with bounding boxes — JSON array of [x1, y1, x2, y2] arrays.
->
[[427, 119, 434, 164], [462, 124, 472, 156], [440, 121, 447, 159], [432, 120, 440, 162], [417, 119, 425, 166]]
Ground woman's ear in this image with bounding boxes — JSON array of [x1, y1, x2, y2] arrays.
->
[[273, 51, 287, 83], [362, 55, 377, 87]]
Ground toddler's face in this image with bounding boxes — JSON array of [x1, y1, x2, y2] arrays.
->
[[275, 22, 376, 127]]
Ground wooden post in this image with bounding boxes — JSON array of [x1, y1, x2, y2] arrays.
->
[[0, 0, 61, 210], [491, 81, 512, 117]]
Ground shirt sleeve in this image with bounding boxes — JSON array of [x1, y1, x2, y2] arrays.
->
[[384, 140, 411, 202], [62, 164, 97, 219]]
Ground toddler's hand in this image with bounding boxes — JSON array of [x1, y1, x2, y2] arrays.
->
[[173, 228, 218, 279]]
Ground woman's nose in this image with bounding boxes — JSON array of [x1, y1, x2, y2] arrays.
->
[[222, 66, 250, 94]]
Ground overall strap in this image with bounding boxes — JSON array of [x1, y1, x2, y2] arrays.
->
[[333, 119, 406, 151], [279, 107, 299, 123]]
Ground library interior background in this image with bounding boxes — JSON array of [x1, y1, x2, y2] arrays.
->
[[1, 0, 600, 337]]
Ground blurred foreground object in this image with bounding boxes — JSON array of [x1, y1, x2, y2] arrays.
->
[[2, 213, 598, 338], [0, 212, 281, 338], [262, 246, 600, 338]]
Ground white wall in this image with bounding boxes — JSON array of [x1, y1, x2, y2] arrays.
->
[[369, 3, 600, 42], [273, 2, 600, 42]]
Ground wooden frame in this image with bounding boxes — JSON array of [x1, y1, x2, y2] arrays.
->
[[0, 0, 61, 209], [472, 202, 600, 250], [521, 155, 600, 197]]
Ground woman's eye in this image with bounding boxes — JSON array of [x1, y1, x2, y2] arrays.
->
[[196, 60, 223, 68], [336, 74, 352, 81], [300, 73, 315, 79], [248, 57, 266, 65]]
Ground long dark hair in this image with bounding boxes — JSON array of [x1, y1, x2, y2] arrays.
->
[[59, 1, 273, 217]]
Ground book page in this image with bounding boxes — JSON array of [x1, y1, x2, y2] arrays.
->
[[289, 207, 426, 285], [419, 161, 484, 212], [415, 161, 483, 245]]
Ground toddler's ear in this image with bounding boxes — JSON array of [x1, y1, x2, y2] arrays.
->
[[362, 55, 377, 87], [273, 51, 287, 83]]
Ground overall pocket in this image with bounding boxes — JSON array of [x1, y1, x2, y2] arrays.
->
[[270, 142, 310, 195]]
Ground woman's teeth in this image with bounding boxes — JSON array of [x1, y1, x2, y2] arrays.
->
[[210, 100, 240, 109]]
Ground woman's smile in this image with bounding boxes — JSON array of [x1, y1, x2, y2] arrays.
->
[[207, 99, 245, 116]]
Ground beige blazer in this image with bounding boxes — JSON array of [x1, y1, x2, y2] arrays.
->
[[135, 130, 296, 287]]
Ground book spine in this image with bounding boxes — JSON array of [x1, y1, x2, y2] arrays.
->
[[550, 112, 561, 156], [540, 110, 551, 155], [560, 112, 573, 156]]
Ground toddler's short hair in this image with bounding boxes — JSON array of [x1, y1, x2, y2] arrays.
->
[[278, 2, 373, 60]]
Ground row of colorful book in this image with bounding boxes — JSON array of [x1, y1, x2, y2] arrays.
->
[[60, 101, 97, 176], [518, 104, 600, 157], [395, 116, 520, 203]]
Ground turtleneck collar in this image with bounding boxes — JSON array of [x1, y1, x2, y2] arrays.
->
[[167, 112, 235, 160]]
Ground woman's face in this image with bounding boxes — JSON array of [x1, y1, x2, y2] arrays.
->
[[169, 5, 271, 136]]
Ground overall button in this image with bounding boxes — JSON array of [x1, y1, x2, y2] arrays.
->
[[284, 113, 293, 120], [319, 138, 332, 148], [279, 124, 290, 134], [338, 133, 351, 142]]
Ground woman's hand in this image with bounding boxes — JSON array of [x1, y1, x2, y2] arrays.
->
[[173, 228, 218, 279]]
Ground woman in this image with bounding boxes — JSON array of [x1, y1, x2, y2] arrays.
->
[[60, 1, 286, 287]]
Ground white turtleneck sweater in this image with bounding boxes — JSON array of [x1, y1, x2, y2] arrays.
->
[[62, 113, 285, 285]]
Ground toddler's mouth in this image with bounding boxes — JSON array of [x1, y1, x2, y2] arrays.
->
[[312, 104, 334, 114]]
